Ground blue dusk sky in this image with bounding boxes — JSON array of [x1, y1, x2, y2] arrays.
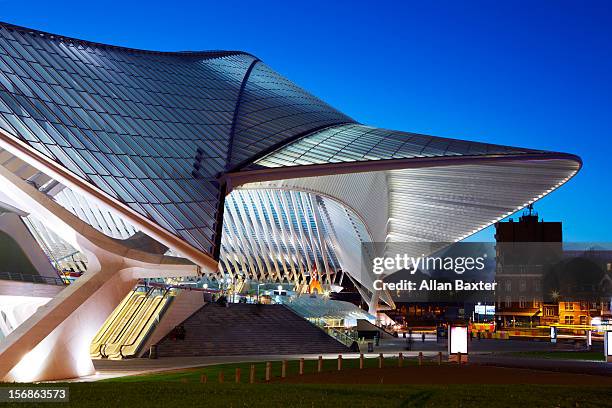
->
[[1, 1, 610, 242]]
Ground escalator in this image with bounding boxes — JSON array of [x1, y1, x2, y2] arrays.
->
[[90, 286, 173, 359]]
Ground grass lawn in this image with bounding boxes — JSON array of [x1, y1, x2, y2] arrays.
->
[[0, 383, 611, 407], [3, 356, 610, 407], [506, 350, 605, 361]]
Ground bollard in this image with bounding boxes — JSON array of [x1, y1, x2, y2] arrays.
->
[[200, 374, 207, 383], [359, 353, 364, 369], [418, 352, 423, 366], [318, 356, 323, 373], [299, 358, 304, 375], [438, 351, 442, 365], [265, 362, 272, 382], [281, 360, 287, 378], [379, 353, 384, 369], [458, 352, 462, 365], [337, 354, 343, 371], [250, 364, 256, 384], [218, 371, 224, 383], [398, 352, 403, 367], [235, 368, 242, 383]]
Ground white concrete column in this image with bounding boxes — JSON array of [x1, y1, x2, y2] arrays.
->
[[0, 250, 136, 381], [0, 162, 205, 382]]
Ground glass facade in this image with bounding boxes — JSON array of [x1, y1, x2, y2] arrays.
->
[[229, 63, 353, 168], [0, 23, 352, 257], [256, 123, 542, 168]]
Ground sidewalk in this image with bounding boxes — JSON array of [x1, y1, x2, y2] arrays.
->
[[81, 351, 440, 382], [69, 338, 600, 382]]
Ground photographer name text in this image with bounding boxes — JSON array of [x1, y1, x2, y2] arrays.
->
[[373, 279, 497, 292]]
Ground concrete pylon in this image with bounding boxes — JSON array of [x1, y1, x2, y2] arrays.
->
[[0, 163, 205, 382]]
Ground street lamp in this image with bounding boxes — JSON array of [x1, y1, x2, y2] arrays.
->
[[257, 283, 265, 303], [605, 331, 612, 363]]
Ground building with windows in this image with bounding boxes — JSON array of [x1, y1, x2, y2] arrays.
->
[[0, 21, 581, 381], [494, 206, 564, 327], [494, 207, 612, 328]]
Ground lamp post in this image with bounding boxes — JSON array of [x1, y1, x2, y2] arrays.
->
[[257, 283, 265, 304], [605, 330, 612, 363]]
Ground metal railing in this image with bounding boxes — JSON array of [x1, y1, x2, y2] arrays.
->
[[119, 289, 173, 358], [0, 271, 66, 286], [284, 302, 358, 347], [324, 325, 357, 347]]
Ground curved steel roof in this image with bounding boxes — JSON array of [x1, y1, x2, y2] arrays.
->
[[0, 21, 581, 271], [0, 22, 354, 262]]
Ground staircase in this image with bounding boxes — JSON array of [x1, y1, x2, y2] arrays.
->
[[155, 303, 349, 357]]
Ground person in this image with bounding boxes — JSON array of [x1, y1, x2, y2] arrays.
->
[[421, 332, 425, 342]]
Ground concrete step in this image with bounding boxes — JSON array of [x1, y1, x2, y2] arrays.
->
[[155, 303, 349, 357]]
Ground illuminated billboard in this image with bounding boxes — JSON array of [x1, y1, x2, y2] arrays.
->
[[449, 326, 468, 355]]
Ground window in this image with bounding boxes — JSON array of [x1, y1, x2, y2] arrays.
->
[[565, 302, 574, 311], [519, 280, 527, 292], [505, 280, 511, 292], [564, 315, 574, 325], [580, 316, 588, 325], [519, 297, 526, 308], [505, 296, 511, 308]]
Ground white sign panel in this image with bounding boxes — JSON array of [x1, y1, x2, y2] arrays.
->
[[475, 305, 495, 315], [587, 330, 592, 347], [449, 326, 468, 354], [606, 331, 612, 357]]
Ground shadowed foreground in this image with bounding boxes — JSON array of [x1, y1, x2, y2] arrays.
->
[[1, 383, 611, 408]]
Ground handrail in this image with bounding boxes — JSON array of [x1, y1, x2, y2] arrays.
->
[[100, 287, 154, 358], [91, 290, 139, 349], [283, 303, 357, 347], [328, 326, 357, 346], [309, 318, 357, 347], [142, 280, 220, 293], [119, 289, 172, 358], [0, 271, 66, 286]]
